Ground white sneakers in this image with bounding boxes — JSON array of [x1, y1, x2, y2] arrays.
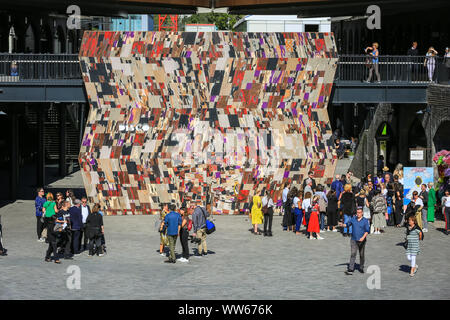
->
[[316, 235, 324, 240], [332, 229, 338, 232], [423, 228, 428, 232], [160, 253, 166, 257], [38, 238, 45, 242], [177, 257, 189, 263]]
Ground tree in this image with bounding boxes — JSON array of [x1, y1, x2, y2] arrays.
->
[[181, 13, 243, 31]]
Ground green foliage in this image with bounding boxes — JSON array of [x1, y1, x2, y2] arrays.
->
[[181, 13, 243, 31]]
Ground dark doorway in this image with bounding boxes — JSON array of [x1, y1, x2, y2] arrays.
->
[[434, 120, 450, 152], [407, 117, 427, 166], [375, 121, 394, 171]]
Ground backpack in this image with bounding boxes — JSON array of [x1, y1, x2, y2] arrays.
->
[[262, 203, 269, 214], [318, 196, 327, 212], [372, 196, 386, 213]]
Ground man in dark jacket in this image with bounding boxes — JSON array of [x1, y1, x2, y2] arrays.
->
[[86, 204, 104, 257], [407, 41, 419, 81], [59, 201, 73, 259], [80, 197, 91, 251], [192, 204, 210, 257], [0, 215, 7, 256], [35, 187, 46, 241], [69, 199, 83, 254]]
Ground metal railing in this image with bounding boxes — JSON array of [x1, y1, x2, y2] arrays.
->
[[0, 53, 80, 82], [0, 53, 448, 84], [336, 55, 447, 83]]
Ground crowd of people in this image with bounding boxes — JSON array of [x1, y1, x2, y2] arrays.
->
[[157, 203, 212, 264], [1, 162, 447, 278], [35, 188, 106, 263], [363, 41, 450, 83], [248, 164, 449, 276]]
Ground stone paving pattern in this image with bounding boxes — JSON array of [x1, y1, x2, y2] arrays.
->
[[1, 200, 449, 299]]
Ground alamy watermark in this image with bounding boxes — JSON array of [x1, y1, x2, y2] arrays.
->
[[67, 5, 81, 30], [66, 265, 81, 290], [366, 265, 381, 289], [366, 5, 381, 30]]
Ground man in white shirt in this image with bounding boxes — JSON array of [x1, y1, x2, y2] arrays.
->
[[262, 192, 275, 236], [80, 197, 91, 251], [303, 179, 313, 198]]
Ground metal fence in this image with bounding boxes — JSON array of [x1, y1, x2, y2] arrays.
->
[[336, 55, 447, 83], [0, 54, 80, 82], [0, 53, 448, 84]]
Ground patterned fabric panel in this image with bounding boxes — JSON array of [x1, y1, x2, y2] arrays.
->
[[79, 31, 338, 215]]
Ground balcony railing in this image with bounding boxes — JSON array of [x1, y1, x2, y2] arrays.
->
[[0, 53, 80, 82], [1, 53, 448, 84], [336, 54, 447, 83]]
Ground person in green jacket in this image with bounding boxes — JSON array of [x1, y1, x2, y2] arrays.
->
[[427, 182, 436, 222]]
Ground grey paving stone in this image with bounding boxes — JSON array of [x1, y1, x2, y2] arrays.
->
[[0, 200, 449, 299]]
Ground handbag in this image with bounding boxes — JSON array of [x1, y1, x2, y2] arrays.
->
[[201, 207, 215, 234], [53, 223, 64, 233]]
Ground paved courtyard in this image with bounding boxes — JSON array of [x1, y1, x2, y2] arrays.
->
[[1, 200, 449, 300]]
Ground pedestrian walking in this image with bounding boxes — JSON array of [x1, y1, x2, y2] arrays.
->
[[307, 196, 323, 240], [364, 42, 381, 83], [251, 192, 263, 235], [405, 215, 423, 277], [44, 198, 64, 264], [339, 207, 370, 275], [163, 204, 181, 263], [35, 187, 46, 242], [159, 203, 170, 256], [407, 41, 419, 81], [192, 204, 210, 256], [282, 183, 289, 230], [393, 190, 404, 227], [356, 189, 371, 221], [326, 190, 338, 232], [0, 215, 7, 256], [69, 199, 83, 255], [262, 191, 274, 236], [419, 184, 429, 232], [442, 190, 450, 235], [59, 201, 73, 260], [177, 207, 190, 263], [293, 190, 303, 235], [86, 204, 105, 257], [302, 191, 312, 237], [315, 185, 328, 231], [80, 197, 91, 251], [427, 182, 436, 223], [371, 189, 387, 234], [425, 47, 438, 82], [338, 184, 355, 237]]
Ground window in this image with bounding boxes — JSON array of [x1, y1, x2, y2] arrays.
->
[[304, 24, 319, 32]]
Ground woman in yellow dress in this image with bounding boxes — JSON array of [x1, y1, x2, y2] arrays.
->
[[251, 192, 264, 235]]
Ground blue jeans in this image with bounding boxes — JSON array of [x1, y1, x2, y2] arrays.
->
[[294, 208, 303, 232], [343, 214, 353, 234], [319, 212, 326, 230]]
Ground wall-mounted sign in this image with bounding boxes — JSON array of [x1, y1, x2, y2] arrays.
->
[[410, 149, 424, 161]]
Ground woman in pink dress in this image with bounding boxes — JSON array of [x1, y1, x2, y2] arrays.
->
[[308, 195, 324, 240]]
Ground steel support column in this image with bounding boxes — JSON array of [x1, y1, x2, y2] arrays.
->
[[37, 104, 45, 187], [10, 106, 19, 200], [59, 104, 67, 177]]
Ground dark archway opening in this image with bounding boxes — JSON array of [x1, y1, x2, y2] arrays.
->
[[375, 121, 394, 173], [434, 120, 450, 152]]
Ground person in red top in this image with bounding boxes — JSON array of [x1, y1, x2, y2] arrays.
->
[[308, 195, 324, 240]]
